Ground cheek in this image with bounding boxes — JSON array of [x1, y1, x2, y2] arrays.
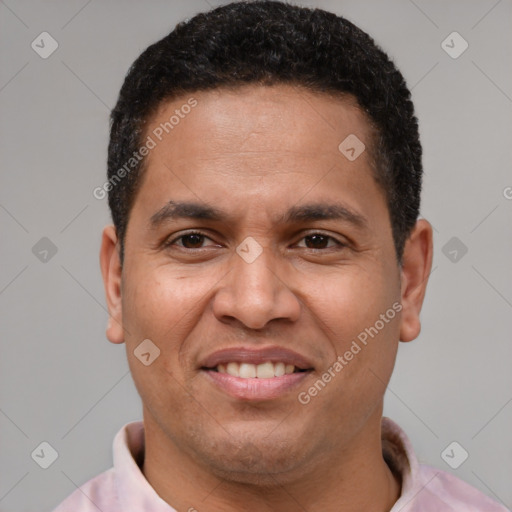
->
[[121, 269, 204, 416], [308, 263, 396, 341], [123, 266, 206, 337], [304, 262, 401, 400], [121, 265, 221, 382]]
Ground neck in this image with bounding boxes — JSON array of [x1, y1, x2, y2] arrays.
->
[[142, 408, 401, 512]]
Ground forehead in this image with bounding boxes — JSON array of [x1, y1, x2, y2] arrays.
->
[[144, 84, 374, 168], [135, 84, 384, 224]]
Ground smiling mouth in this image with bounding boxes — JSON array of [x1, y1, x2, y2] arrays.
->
[[204, 361, 310, 379], [200, 347, 314, 400]]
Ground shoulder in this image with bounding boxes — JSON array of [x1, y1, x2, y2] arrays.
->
[[52, 468, 120, 512], [381, 418, 509, 512], [413, 464, 509, 511]]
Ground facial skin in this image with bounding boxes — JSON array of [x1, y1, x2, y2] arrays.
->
[[100, 84, 433, 512]]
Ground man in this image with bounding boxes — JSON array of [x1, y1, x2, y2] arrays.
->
[[54, 1, 508, 511]]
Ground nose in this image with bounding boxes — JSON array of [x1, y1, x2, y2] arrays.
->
[[212, 247, 301, 330]]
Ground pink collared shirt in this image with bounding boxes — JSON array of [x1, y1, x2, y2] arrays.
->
[[53, 417, 509, 511]]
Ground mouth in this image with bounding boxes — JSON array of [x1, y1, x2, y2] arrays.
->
[[200, 347, 314, 401], [209, 361, 308, 378]]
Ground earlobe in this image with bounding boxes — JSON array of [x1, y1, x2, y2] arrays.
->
[[99, 225, 125, 344], [399, 219, 433, 343]]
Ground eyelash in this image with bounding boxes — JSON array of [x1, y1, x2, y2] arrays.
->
[[164, 230, 347, 250]]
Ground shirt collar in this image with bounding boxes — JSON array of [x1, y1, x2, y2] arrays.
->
[[114, 421, 176, 511]]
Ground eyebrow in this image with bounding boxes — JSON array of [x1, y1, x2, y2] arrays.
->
[[149, 200, 369, 230], [282, 203, 369, 229], [150, 201, 226, 227]]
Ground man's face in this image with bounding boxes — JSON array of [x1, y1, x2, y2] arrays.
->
[[103, 85, 422, 482]]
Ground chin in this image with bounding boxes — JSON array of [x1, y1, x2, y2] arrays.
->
[[190, 430, 315, 486]]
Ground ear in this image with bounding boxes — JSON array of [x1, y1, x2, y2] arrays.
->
[[99, 225, 125, 344], [399, 219, 433, 342]]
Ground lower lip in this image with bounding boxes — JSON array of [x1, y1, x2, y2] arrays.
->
[[202, 370, 310, 401]]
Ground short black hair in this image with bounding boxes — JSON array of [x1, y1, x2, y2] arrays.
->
[[108, 0, 422, 264]]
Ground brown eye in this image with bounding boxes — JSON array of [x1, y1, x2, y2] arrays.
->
[[164, 230, 222, 252], [298, 233, 343, 250], [294, 232, 347, 251], [178, 233, 206, 248], [304, 234, 329, 249]]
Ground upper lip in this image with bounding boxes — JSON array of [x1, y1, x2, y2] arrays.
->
[[200, 346, 314, 370]]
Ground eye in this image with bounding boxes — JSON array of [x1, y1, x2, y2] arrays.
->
[[166, 231, 217, 249], [295, 233, 344, 249]]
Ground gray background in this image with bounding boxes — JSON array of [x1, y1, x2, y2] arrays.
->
[[1, 0, 511, 510]]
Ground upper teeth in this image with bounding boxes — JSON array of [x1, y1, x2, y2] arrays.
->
[[216, 362, 296, 378]]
